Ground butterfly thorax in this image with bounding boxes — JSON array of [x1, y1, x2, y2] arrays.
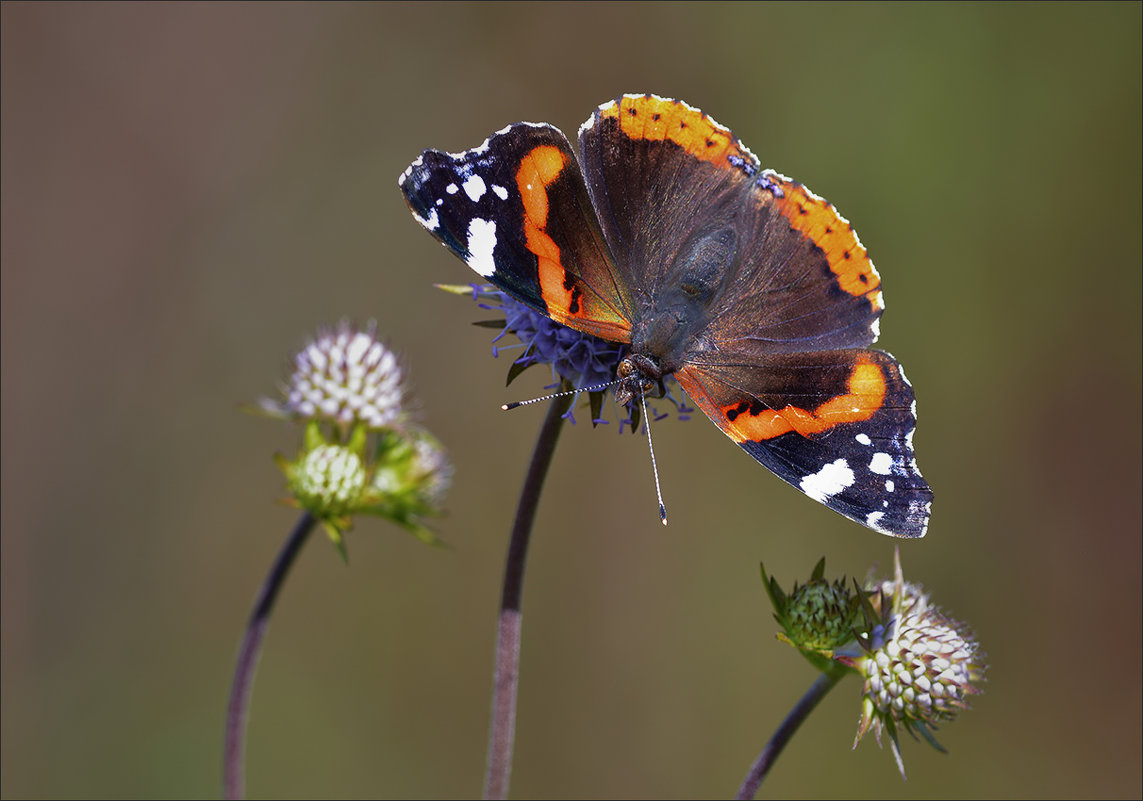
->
[[613, 226, 736, 405], [615, 296, 717, 407], [614, 307, 691, 404]]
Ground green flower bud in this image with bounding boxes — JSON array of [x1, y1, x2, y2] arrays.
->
[[359, 429, 451, 547], [762, 558, 866, 673], [286, 444, 367, 519], [786, 577, 863, 652]]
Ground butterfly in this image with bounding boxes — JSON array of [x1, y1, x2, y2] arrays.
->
[[399, 94, 931, 537]]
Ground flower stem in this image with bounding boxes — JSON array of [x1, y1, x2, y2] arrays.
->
[[483, 394, 573, 800], [735, 666, 848, 800], [223, 511, 317, 800]]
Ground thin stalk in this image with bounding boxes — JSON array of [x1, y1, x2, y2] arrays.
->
[[223, 511, 317, 799], [735, 666, 847, 799], [483, 394, 573, 800]]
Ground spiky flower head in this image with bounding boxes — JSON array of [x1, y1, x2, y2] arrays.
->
[[261, 323, 450, 558], [260, 320, 405, 431], [838, 548, 987, 779], [762, 558, 866, 673], [285, 442, 367, 520], [441, 284, 693, 429]]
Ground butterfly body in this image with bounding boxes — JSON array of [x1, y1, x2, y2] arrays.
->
[[400, 94, 932, 538]]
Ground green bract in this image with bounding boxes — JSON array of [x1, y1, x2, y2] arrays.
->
[[761, 558, 867, 673]]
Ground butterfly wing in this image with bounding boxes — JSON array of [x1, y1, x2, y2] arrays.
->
[[676, 347, 931, 538], [400, 123, 635, 342], [705, 169, 886, 354], [578, 94, 762, 309], [580, 94, 884, 353], [581, 95, 928, 535]]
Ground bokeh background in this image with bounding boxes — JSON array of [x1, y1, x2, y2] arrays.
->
[[3, 3, 1140, 798]]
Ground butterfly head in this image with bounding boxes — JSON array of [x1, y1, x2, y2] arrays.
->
[[614, 353, 665, 407]]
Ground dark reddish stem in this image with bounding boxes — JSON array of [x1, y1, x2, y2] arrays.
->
[[483, 394, 572, 800], [734, 667, 847, 799], [223, 511, 316, 799]]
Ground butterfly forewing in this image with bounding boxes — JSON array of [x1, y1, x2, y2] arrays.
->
[[400, 123, 634, 342], [581, 95, 884, 356], [578, 95, 761, 308], [712, 170, 886, 357]]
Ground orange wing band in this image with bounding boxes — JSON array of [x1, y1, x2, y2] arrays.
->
[[598, 95, 754, 169], [770, 180, 884, 311], [515, 145, 585, 321], [720, 358, 887, 442]]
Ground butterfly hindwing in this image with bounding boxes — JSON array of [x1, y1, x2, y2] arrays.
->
[[675, 347, 931, 537], [400, 123, 634, 342]]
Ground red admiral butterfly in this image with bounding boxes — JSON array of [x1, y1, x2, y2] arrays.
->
[[399, 94, 931, 538]]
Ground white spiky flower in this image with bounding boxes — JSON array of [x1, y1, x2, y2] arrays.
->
[[841, 549, 986, 779], [262, 321, 405, 430]]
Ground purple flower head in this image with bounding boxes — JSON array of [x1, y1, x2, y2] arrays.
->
[[458, 284, 693, 430]]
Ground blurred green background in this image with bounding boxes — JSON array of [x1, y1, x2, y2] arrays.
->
[[2, 3, 1140, 798]]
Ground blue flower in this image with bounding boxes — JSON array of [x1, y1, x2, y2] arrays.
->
[[448, 284, 693, 430]]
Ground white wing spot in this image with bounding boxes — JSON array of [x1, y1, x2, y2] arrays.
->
[[869, 452, 894, 475], [800, 459, 855, 503], [866, 511, 885, 530], [855, 433, 872, 446], [446, 183, 458, 195], [397, 156, 423, 186], [885, 479, 895, 492], [898, 363, 914, 387], [492, 184, 509, 200], [466, 218, 497, 277], [417, 208, 440, 231], [463, 174, 487, 201]]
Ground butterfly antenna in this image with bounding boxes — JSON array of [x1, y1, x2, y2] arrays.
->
[[640, 388, 668, 526], [501, 379, 618, 411]]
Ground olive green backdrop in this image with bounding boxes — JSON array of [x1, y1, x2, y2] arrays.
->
[[2, 3, 1140, 798]]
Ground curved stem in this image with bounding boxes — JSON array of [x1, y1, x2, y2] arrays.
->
[[735, 666, 848, 800], [483, 395, 572, 800], [223, 511, 317, 800]]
